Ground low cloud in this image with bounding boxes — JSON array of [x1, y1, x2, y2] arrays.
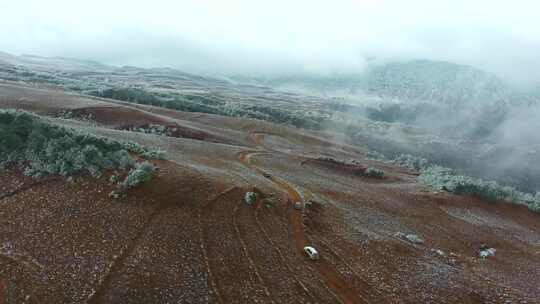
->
[[1, 0, 539, 84]]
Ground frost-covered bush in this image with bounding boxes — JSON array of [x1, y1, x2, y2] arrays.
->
[[57, 110, 95, 124], [244, 191, 257, 205], [365, 150, 387, 162], [418, 166, 518, 202], [0, 110, 164, 178], [528, 200, 540, 213], [109, 174, 120, 183], [391, 154, 429, 171], [127, 124, 177, 137], [365, 152, 428, 171], [120, 161, 156, 190], [140, 149, 167, 160], [419, 165, 540, 212], [364, 167, 384, 178], [120, 141, 167, 160], [521, 192, 540, 213]]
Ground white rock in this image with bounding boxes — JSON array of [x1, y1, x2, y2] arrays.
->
[[405, 234, 424, 244]]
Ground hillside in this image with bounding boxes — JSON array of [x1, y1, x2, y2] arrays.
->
[[3, 53, 540, 193], [264, 60, 539, 106], [1, 77, 540, 303]]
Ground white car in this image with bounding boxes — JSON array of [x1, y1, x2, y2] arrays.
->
[[303, 246, 319, 260]]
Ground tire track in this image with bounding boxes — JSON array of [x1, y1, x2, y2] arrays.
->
[[315, 239, 386, 303], [217, 162, 318, 303], [237, 193, 318, 303], [238, 150, 366, 304], [301, 189, 389, 303], [274, 176, 364, 304], [231, 201, 275, 303], [253, 199, 319, 303], [238, 151, 339, 303], [198, 188, 236, 304]]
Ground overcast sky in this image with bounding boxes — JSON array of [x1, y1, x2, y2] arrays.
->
[[1, 0, 539, 85]]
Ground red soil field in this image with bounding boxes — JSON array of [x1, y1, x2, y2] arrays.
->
[[1, 83, 539, 303]]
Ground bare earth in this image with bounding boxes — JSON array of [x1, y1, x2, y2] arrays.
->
[[1, 82, 539, 304]]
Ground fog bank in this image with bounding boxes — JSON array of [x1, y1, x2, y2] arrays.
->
[[1, 0, 539, 85]]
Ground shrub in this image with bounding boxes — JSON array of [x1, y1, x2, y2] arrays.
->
[[120, 141, 167, 160], [109, 174, 120, 183], [365, 167, 384, 178], [120, 161, 156, 190], [90, 88, 161, 105], [140, 149, 167, 160], [0, 110, 164, 178], [529, 200, 540, 213], [391, 154, 429, 171], [244, 192, 257, 205], [418, 165, 540, 212], [129, 124, 174, 137]]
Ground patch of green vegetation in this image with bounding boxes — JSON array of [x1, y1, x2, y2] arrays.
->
[[529, 200, 540, 213], [120, 161, 156, 190], [90, 88, 327, 130], [0, 110, 163, 179], [418, 165, 540, 213], [364, 167, 384, 178], [90, 88, 161, 105], [127, 124, 176, 137], [244, 191, 258, 205], [391, 154, 429, 171]]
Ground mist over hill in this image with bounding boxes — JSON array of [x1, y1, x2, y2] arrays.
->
[[264, 59, 540, 139], [1, 52, 540, 195]]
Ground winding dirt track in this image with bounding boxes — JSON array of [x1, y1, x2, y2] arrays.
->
[[237, 149, 368, 304]]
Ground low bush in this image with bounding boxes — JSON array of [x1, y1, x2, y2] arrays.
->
[[127, 124, 176, 137], [391, 154, 429, 171], [364, 167, 384, 178], [528, 200, 540, 213], [120, 161, 156, 190], [120, 141, 167, 160], [90, 88, 161, 105], [244, 191, 258, 205]]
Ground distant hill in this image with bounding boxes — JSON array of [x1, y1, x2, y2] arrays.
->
[[264, 59, 539, 108]]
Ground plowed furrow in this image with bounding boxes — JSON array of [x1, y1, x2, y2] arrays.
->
[[201, 187, 271, 303], [198, 188, 237, 304], [87, 203, 164, 304]]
